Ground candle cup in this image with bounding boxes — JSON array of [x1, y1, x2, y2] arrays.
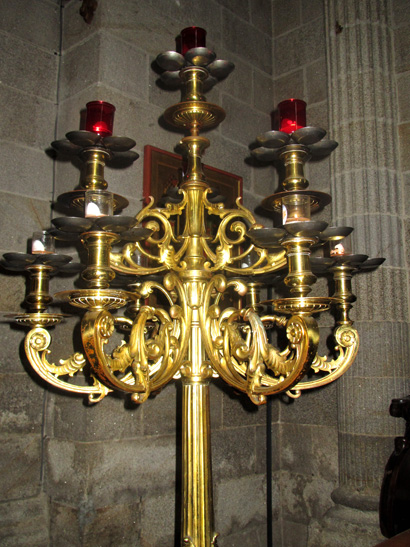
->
[[85, 189, 114, 218], [31, 230, 55, 254], [330, 235, 352, 257], [278, 98, 306, 134], [85, 101, 116, 137], [282, 194, 311, 224], [180, 27, 206, 55]]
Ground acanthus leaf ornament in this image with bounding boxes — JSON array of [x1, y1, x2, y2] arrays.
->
[[25, 327, 111, 403]]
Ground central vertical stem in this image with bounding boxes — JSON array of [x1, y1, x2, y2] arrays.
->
[[181, 308, 215, 546]]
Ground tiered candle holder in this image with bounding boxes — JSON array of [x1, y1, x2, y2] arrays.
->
[[1, 30, 384, 547]]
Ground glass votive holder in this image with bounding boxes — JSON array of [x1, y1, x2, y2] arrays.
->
[[282, 194, 311, 224], [85, 101, 116, 137], [180, 26, 207, 55], [31, 230, 55, 254], [84, 189, 114, 218], [278, 98, 307, 134], [329, 235, 352, 257]]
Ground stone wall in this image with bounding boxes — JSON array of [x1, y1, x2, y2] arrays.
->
[[0, 0, 60, 545]]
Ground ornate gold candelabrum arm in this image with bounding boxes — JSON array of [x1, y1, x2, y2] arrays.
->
[[285, 263, 360, 398]]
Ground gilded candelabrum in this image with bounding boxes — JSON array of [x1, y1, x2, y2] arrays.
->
[[1, 42, 384, 547]]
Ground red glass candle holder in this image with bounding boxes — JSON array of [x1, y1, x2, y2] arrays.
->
[[278, 98, 306, 134], [85, 101, 116, 137], [179, 27, 206, 55]]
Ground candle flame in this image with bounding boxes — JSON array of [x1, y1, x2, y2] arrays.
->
[[330, 243, 345, 256]]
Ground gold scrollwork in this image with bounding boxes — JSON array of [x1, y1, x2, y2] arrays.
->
[[286, 324, 359, 398], [80, 276, 190, 402], [24, 327, 111, 403], [111, 191, 286, 279], [111, 196, 189, 275], [198, 275, 319, 403], [202, 195, 287, 274]]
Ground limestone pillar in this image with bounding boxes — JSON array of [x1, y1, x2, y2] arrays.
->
[[309, 1, 410, 544]]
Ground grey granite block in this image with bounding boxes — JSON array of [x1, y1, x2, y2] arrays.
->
[[280, 469, 336, 524], [0, 0, 60, 50], [274, 19, 325, 76], [52, 389, 144, 443], [222, 388, 266, 427], [139, 490, 175, 547], [250, 0, 273, 35], [280, 382, 338, 428], [222, 10, 272, 74], [218, 0, 249, 19], [306, 58, 328, 105], [0, 33, 58, 101], [0, 434, 42, 500], [221, 95, 270, 146], [273, 68, 305, 107], [60, 34, 100, 101], [99, 32, 150, 101], [211, 427, 257, 481], [142, 383, 177, 436], [282, 518, 308, 547], [0, 494, 49, 547], [45, 435, 176, 506], [0, 86, 56, 149], [0, 142, 54, 201], [0, 193, 52, 253], [273, 0, 301, 37], [214, 474, 266, 537], [0, 373, 45, 435]]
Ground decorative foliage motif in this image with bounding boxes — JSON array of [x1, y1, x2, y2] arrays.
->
[[25, 327, 111, 403], [286, 325, 359, 398]]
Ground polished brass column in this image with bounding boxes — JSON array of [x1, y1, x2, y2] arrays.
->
[[181, 307, 215, 546]]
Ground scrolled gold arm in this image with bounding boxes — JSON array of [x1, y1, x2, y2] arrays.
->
[[223, 311, 319, 404], [286, 324, 359, 398], [198, 275, 319, 403], [80, 286, 190, 403], [24, 327, 111, 403]]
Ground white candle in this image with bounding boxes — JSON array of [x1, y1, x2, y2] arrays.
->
[[32, 239, 46, 253], [330, 243, 345, 256], [85, 201, 104, 217]]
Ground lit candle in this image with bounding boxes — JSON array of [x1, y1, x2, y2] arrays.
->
[[84, 190, 114, 218], [282, 194, 310, 224], [85, 101, 116, 137], [278, 98, 306, 134], [31, 231, 55, 254], [330, 243, 345, 256], [329, 235, 352, 256], [179, 27, 206, 55]]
